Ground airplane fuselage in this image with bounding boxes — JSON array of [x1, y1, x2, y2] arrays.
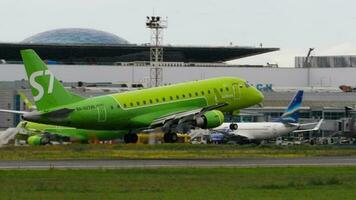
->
[[216, 122, 298, 140], [24, 77, 263, 130]]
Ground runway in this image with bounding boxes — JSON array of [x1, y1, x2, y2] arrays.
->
[[1, 157, 356, 169]]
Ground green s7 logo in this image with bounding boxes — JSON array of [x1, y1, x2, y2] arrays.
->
[[29, 70, 54, 101]]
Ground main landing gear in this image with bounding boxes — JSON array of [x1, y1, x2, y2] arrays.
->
[[124, 133, 138, 143], [123, 131, 179, 143], [163, 132, 178, 143]]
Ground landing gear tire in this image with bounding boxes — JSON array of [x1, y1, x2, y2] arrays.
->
[[124, 134, 138, 144], [163, 133, 178, 143]]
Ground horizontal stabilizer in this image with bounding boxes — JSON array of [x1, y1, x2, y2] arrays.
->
[[42, 108, 75, 118], [22, 108, 74, 122], [0, 109, 28, 115]]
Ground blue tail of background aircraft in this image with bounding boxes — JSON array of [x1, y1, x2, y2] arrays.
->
[[278, 90, 304, 123]]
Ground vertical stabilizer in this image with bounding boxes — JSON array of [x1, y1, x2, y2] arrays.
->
[[20, 49, 85, 111], [280, 90, 304, 123]]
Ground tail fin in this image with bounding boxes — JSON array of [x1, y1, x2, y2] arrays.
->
[[280, 90, 304, 123], [20, 49, 85, 111]]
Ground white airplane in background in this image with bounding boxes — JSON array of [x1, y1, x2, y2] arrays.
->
[[214, 90, 323, 144]]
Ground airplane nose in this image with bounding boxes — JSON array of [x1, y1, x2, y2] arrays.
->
[[253, 89, 264, 105]]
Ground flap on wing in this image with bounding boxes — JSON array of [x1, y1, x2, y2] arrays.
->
[[150, 108, 202, 127], [150, 103, 228, 128]]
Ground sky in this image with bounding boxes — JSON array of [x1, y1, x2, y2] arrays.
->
[[1, 0, 356, 67]]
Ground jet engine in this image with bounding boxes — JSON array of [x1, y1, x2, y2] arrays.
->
[[196, 110, 224, 129], [229, 123, 238, 130], [27, 133, 70, 145], [27, 135, 50, 146]]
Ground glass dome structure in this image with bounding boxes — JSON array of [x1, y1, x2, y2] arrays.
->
[[21, 28, 129, 45]]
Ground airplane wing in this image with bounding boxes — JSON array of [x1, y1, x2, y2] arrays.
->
[[293, 119, 323, 133], [149, 103, 228, 131], [298, 122, 320, 127]]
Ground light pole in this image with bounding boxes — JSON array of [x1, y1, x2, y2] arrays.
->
[[146, 16, 167, 87]]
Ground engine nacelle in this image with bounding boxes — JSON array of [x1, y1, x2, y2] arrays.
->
[[229, 123, 238, 130], [196, 110, 224, 129], [27, 135, 50, 146]]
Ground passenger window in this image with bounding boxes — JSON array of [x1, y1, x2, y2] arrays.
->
[[123, 104, 127, 108], [170, 96, 173, 100], [149, 99, 153, 104], [176, 95, 179, 99], [156, 98, 159, 103], [162, 97, 166, 102], [136, 102, 140, 106], [117, 105, 120, 109], [189, 93, 192, 97], [130, 102, 133, 107], [195, 92, 198, 96], [220, 88, 223, 92], [226, 87, 229, 91], [143, 100, 146, 105], [182, 94, 186, 98], [208, 90, 211, 94], [201, 91, 205, 95]]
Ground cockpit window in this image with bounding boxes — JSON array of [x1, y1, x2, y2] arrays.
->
[[245, 81, 251, 88]]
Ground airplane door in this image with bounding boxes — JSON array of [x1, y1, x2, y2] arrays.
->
[[232, 83, 241, 100], [97, 105, 107, 122]]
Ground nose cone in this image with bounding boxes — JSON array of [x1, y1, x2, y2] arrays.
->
[[250, 88, 264, 106]]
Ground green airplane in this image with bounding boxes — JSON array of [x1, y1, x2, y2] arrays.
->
[[1, 49, 264, 143]]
